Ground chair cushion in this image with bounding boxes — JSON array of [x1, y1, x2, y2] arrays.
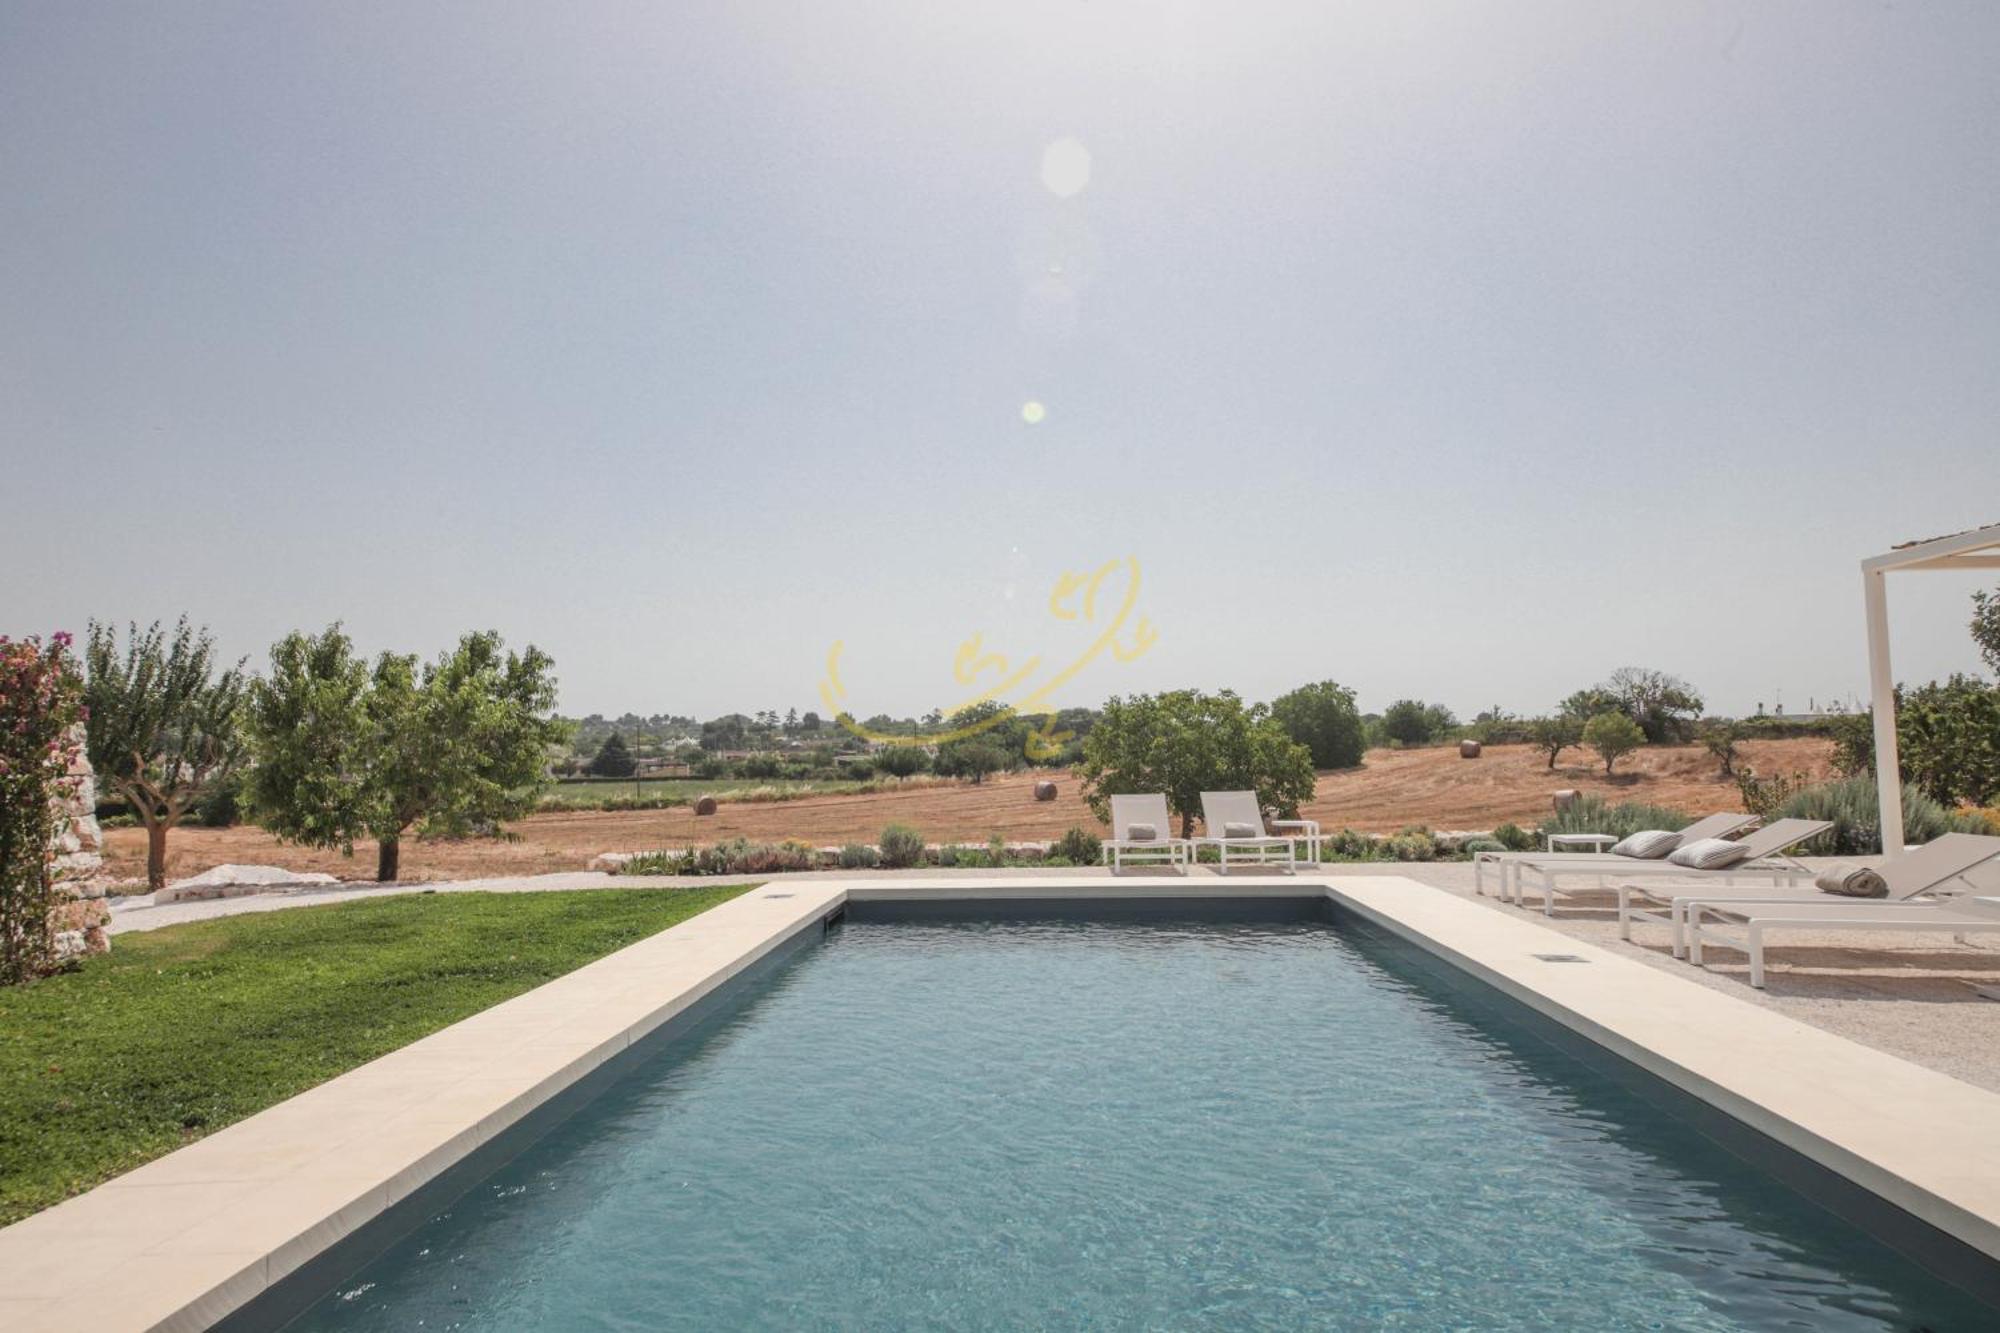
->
[[1126, 823, 1157, 842], [1667, 837, 1753, 870], [1610, 830, 1680, 859], [1815, 862, 1888, 897], [1223, 821, 1259, 839]]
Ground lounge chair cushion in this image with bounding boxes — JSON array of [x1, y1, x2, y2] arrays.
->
[[1668, 837, 1752, 870], [1610, 830, 1680, 859], [1222, 821, 1259, 839], [1126, 823, 1158, 842], [1815, 862, 1888, 897]]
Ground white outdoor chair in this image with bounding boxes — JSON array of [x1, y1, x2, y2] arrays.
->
[[1620, 830, 2000, 959], [1472, 812, 1758, 899], [1101, 794, 1190, 874], [1193, 791, 1317, 874], [1511, 818, 1830, 916]]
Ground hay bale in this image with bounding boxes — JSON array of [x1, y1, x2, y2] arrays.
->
[[694, 795, 719, 816], [1033, 780, 1058, 802], [1552, 789, 1579, 813], [1459, 740, 1482, 759]]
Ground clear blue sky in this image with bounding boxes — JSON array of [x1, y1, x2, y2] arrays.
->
[[4, 2, 1996, 720]]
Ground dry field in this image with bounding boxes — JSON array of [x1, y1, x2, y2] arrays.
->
[[104, 738, 1839, 886]]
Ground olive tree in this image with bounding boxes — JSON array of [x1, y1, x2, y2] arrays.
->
[[1269, 681, 1366, 769], [1078, 689, 1316, 838], [245, 626, 565, 881], [1582, 712, 1646, 775], [1526, 714, 1581, 770], [84, 619, 249, 889]]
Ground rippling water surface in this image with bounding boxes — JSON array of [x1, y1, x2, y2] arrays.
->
[[290, 917, 1989, 1330]]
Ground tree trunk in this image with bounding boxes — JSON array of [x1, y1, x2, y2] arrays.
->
[[377, 837, 401, 882], [147, 821, 169, 890]]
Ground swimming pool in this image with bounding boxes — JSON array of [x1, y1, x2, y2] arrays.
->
[[268, 905, 1993, 1330]]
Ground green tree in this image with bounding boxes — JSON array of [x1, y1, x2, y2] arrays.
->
[[1559, 687, 1619, 721], [1077, 689, 1316, 838], [1526, 714, 1581, 769], [245, 627, 565, 881], [588, 731, 636, 778], [1974, 588, 2000, 675], [1823, 677, 2000, 809], [1601, 667, 1705, 743], [1582, 712, 1646, 775], [84, 619, 249, 889], [1701, 721, 1744, 778], [875, 745, 930, 779], [934, 701, 1028, 781], [1269, 681, 1366, 769], [1380, 699, 1454, 746]]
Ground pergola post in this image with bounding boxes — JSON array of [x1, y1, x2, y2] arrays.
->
[[1856, 520, 2000, 858], [1861, 565, 1903, 855]]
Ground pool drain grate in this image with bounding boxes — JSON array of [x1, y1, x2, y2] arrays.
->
[[762, 892, 795, 899], [1532, 953, 1588, 963]]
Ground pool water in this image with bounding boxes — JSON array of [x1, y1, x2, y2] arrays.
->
[[284, 915, 1992, 1330]]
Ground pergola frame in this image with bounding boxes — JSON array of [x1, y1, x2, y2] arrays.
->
[[1859, 521, 2000, 854]]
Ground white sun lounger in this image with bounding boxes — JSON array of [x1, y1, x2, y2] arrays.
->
[[1619, 831, 2000, 959], [1689, 896, 2000, 989], [1100, 793, 1190, 874], [1193, 791, 1317, 873], [1510, 818, 1831, 916], [1471, 812, 1758, 899]]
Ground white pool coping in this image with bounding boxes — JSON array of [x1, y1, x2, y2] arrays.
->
[[1, 874, 1996, 1329]]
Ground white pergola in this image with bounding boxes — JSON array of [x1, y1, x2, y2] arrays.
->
[[1860, 520, 2000, 854]]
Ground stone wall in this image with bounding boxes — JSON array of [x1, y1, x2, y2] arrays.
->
[[50, 725, 111, 958]]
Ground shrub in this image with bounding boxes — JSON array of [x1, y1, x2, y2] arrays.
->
[[1462, 837, 1505, 854], [1386, 826, 1441, 862], [1582, 712, 1645, 774], [1540, 796, 1691, 841], [879, 823, 926, 869], [1323, 828, 1385, 861], [1492, 822, 1534, 851], [617, 850, 685, 875], [1, 633, 87, 984], [836, 843, 879, 869], [1052, 826, 1102, 865], [670, 839, 820, 876], [1773, 776, 1994, 856], [1736, 769, 1811, 821]]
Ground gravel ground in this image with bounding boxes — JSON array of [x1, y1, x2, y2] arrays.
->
[[106, 859, 2000, 1093]]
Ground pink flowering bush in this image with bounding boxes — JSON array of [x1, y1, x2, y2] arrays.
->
[[0, 633, 86, 983]]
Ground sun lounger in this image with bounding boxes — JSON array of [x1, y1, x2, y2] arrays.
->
[[1471, 812, 1758, 899], [1511, 818, 1831, 916], [1101, 793, 1190, 874], [1619, 831, 2000, 958], [1689, 896, 2000, 989], [1193, 791, 1317, 873]]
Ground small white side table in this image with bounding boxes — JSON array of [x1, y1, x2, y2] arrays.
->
[[1546, 832, 1616, 854]]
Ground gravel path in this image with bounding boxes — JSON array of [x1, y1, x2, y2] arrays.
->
[[105, 859, 2000, 1093]]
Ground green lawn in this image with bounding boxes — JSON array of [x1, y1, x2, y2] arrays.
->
[[0, 885, 750, 1225]]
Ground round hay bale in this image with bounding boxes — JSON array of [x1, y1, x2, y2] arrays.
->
[[1033, 780, 1058, 802], [693, 795, 719, 816], [1552, 789, 1579, 813], [1459, 740, 1482, 759]]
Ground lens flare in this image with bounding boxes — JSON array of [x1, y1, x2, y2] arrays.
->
[[1021, 401, 1047, 425], [1040, 139, 1091, 198]]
